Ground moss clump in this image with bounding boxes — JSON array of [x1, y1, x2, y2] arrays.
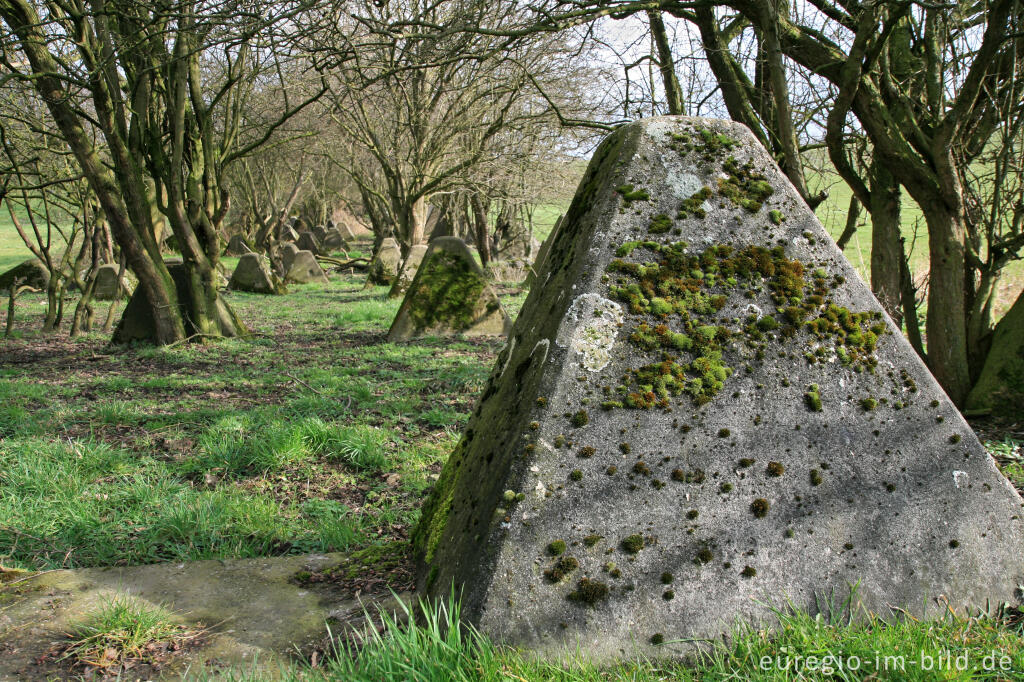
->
[[741, 565, 757, 578], [569, 469, 583, 481], [766, 461, 784, 477], [949, 434, 961, 444], [621, 534, 645, 554], [751, 498, 770, 518], [661, 572, 674, 584], [579, 446, 596, 458], [606, 465, 617, 475], [718, 428, 731, 438], [568, 578, 610, 605], [718, 157, 774, 212], [615, 184, 650, 205], [860, 397, 878, 411], [405, 251, 489, 332], [649, 213, 673, 234], [719, 482, 733, 493], [584, 534, 603, 547], [536, 397, 547, 407], [603, 240, 877, 411], [678, 186, 712, 219], [662, 590, 675, 600], [696, 128, 739, 157], [548, 540, 567, 556], [739, 458, 755, 468], [544, 556, 579, 582], [810, 469, 823, 486], [768, 209, 784, 225], [686, 509, 699, 520], [529, 421, 539, 431], [571, 410, 589, 427], [804, 385, 822, 412], [650, 633, 665, 645], [695, 547, 714, 564], [632, 461, 651, 476]]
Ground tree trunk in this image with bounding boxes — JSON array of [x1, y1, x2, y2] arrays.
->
[[922, 202, 972, 405], [647, 11, 684, 115], [868, 160, 903, 326], [471, 194, 492, 267]]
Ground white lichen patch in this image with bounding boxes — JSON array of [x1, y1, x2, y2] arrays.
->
[[556, 293, 623, 371], [953, 470, 969, 489], [665, 166, 704, 200]]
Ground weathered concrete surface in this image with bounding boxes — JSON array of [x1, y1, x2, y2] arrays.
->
[[413, 116, 1024, 663], [0, 554, 384, 681], [388, 237, 512, 341], [297, 232, 322, 256], [966, 293, 1024, 418], [365, 238, 402, 287], [525, 215, 564, 289], [322, 229, 348, 253], [285, 250, 329, 284], [388, 244, 429, 299], [223, 234, 254, 257], [93, 263, 129, 300], [228, 253, 283, 294], [0, 258, 48, 293]]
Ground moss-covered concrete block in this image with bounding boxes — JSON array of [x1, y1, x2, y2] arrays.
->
[[388, 244, 429, 299], [365, 238, 402, 287], [412, 117, 1024, 662], [387, 237, 512, 341]]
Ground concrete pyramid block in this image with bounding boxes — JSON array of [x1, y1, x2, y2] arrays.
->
[[0, 258, 48, 293], [388, 244, 429, 299], [387, 237, 512, 341], [223, 234, 254, 256], [229, 253, 284, 294], [296, 232, 321, 255], [364, 238, 402, 287], [284, 250, 329, 284], [413, 117, 1024, 661], [322, 229, 348, 253], [93, 264, 130, 300]]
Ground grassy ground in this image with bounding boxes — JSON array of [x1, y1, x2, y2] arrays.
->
[[0, 275, 525, 571], [2, 264, 1023, 679]]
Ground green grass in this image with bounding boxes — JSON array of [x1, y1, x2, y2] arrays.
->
[[187, 591, 1024, 681], [0, 274, 500, 570], [64, 594, 184, 669], [0, 205, 34, 272]]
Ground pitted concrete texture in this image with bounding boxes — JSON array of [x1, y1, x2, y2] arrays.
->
[[413, 116, 1024, 663]]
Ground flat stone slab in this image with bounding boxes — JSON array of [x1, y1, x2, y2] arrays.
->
[[413, 116, 1024, 663], [388, 237, 512, 341], [0, 554, 412, 681]]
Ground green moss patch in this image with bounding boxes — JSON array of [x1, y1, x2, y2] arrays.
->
[[405, 251, 489, 332]]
